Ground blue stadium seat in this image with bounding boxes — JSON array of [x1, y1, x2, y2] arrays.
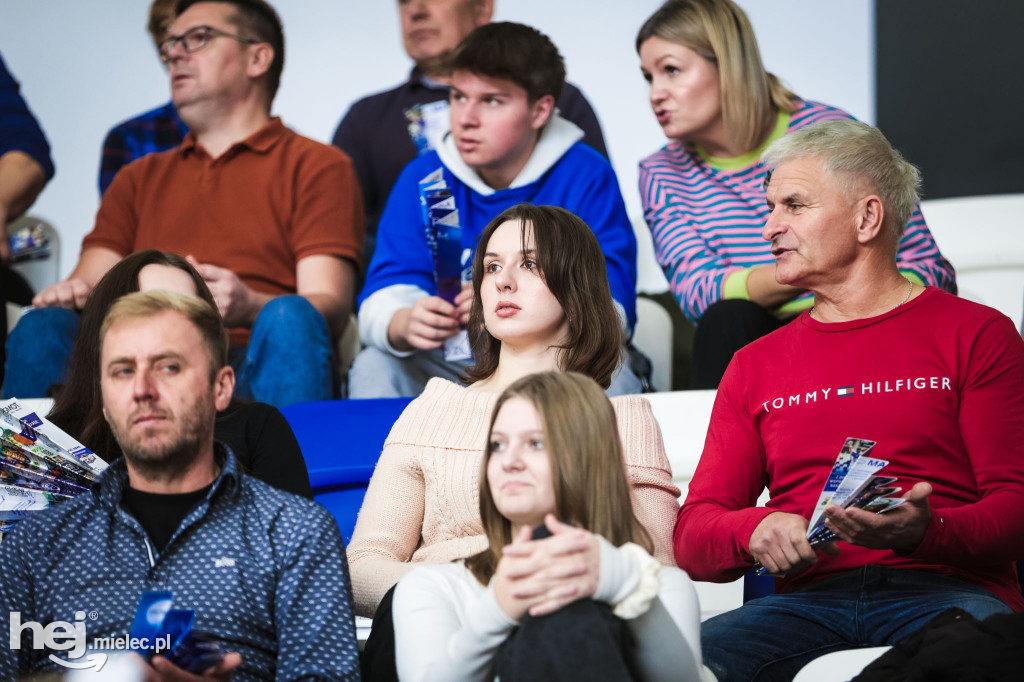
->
[[743, 568, 775, 602], [281, 398, 413, 544]]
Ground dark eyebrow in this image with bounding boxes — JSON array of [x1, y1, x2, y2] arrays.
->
[[453, 84, 513, 99], [484, 249, 538, 258]]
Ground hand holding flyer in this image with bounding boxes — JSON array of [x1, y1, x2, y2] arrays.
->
[[418, 170, 473, 362], [755, 437, 906, 575], [819, 481, 933, 553]]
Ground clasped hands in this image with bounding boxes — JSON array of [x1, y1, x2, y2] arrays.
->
[[185, 256, 257, 328], [492, 514, 601, 622], [749, 482, 933, 576]]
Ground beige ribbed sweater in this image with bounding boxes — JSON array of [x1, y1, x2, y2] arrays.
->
[[347, 378, 681, 617]]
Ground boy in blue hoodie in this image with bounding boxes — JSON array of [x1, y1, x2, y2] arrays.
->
[[350, 22, 638, 397]]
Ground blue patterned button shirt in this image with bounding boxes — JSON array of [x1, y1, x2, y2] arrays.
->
[[98, 101, 187, 195], [0, 445, 360, 680]]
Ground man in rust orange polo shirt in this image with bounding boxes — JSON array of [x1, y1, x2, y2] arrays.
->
[[3, 0, 363, 408]]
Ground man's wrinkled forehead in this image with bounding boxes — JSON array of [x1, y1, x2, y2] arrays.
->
[[764, 155, 830, 189], [101, 310, 204, 368], [763, 157, 833, 205]]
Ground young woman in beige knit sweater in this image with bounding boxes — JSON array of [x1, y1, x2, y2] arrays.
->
[[348, 204, 680, 622]]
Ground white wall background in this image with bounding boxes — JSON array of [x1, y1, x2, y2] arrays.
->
[[0, 0, 872, 281]]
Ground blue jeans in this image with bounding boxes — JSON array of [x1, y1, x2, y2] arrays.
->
[[701, 566, 1012, 682], [2, 306, 78, 399], [230, 296, 335, 407], [3, 296, 334, 409], [347, 346, 643, 398], [347, 346, 474, 398]]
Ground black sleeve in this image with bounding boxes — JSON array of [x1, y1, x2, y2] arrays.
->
[[558, 82, 609, 159], [215, 402, 314, 499], [332, 103, 378, 236]]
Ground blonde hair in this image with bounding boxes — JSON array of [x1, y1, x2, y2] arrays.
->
[[100, 290, 228, 382], [762, 119, 921, 242], [466, 372, 652, 585], [636, 0, 797, 152]]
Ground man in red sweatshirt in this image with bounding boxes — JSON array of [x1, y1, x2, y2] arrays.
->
[[677, 119, 1024, 682]]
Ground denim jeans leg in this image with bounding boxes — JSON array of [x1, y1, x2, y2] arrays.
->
[[347, 346, 472, 399], [856, 567, 1013, 645], [349, 346, 647, 398], [238, 296, 334, 408], [701, 590, 859, 682], [2, 307, 79, 399], [703, 567, 1016, 682], [607, 355, 643, 396]]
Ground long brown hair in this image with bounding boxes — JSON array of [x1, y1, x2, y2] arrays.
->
[[47, 250, 216, 461], [636, 0, 797, 153], [463, 204, 623, 388], [466, 372, 652, 585]]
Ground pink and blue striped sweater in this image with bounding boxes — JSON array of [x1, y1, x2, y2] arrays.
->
[[639, 100, 956, 323]]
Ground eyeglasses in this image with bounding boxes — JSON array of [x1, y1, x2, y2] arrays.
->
[[159, 25, 261, 62]]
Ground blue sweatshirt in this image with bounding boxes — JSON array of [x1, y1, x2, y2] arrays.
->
[[358, 116, 637, 354]]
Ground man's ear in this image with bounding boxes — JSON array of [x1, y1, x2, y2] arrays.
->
[[475, 0, 495, 26], [246, 43, 273, 80], [529, 94, 556, 131], [855, 194, 886, 245], [213, 366, 235, 412]]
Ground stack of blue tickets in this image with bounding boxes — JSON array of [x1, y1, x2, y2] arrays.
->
[[417, 170, 473, 363], [128, 591, 226, 673], [0, 399, 108, 538], [417, 169, 464, 305]]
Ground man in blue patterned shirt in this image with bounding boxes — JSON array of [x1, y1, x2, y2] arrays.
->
[[98, 0, 187, 196], [0, 291, 360, 680]]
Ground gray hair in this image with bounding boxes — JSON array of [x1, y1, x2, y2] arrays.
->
[[761, 119, 921, 241]]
